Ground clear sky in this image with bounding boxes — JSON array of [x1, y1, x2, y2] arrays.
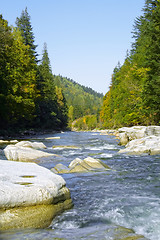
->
[[1, 0, 145, 94]]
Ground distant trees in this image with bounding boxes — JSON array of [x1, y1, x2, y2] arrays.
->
[[53, 75, 103, 126], [101, 0, 160, 128]]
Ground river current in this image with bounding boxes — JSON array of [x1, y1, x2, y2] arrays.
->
[[0, 131, 160, 240]]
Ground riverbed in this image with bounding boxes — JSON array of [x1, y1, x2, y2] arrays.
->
[[0, 131, 160, 240]]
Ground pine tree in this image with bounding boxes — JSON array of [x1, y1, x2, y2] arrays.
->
[[36, 43, 60, 129], [16, 7, 38, 60], [55, 86, 68, 129]]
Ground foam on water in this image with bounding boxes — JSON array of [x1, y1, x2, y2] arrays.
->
[[86, 144, 116, 151]]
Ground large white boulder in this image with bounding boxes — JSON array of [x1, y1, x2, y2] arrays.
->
[[0, 160, 72, 230], [15, 140, 47, 149], [119, 136, 160, 155], [4, 145, 56, 162]]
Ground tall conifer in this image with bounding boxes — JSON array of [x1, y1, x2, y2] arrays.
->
[[16, 7, 38, 60], [36, 43, 60, 129]]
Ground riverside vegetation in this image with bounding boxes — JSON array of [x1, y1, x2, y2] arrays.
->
[[0, 0, 159, 134], [100, 0, 160, 128], [0, 8, 103, 136]]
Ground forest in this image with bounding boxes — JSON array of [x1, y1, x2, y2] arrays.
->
[[0, 8, 103, 135], [100, 0, 160, 128], [54, 75, 103, 128], [1, 0, 159, 135]]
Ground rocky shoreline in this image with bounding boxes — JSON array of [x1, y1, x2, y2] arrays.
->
[[117, 126, 160, 155], [94, 125, 160, 155]]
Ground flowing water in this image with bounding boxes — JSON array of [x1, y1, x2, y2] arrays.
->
[[0, 131, 160, 240]]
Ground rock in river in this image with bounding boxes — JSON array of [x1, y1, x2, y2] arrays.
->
[[118, 125, 160, 145], [119, 135, 160, 155], [4, 145, 56, 162], [0, 160, 73, 230], [52, 157, 110, 174]]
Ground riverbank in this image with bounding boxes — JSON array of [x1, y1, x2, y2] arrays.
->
[[0, 128, 65, 140]]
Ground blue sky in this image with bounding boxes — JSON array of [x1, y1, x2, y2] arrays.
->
[[1, 0, 145, 94]]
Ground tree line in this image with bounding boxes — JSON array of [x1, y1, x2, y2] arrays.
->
[[100, 0, 160, 128], [54, 75, 103, 126], [0, 8, 103, 135]]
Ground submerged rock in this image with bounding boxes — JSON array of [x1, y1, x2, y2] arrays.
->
[[0, 140, 18, 144], [52, 145, 79, 149], [45, 136, 60, 140], [4, 145, 56, 162], [110, 225, 146, 240], [54, 163, 70, 174], [0, 160, 73, 230], [52, 157, 110, 174]]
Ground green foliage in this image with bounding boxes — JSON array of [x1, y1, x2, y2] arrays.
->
[[35, 43, 68, 129], [101, 0, 160, 128], [54, 75, 103, 123], [133, 0, 160, 123], [72, 115, 99, 131], [0, 15, 37, 129], [0, 10, 103, 134]]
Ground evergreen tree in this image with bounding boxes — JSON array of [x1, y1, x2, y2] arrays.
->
[[16, 7, 38, 60], [101, 0, 160, 128], [133, 0, 160, 124], [36, 43, 62, 129], [55, 86, 68, 129]]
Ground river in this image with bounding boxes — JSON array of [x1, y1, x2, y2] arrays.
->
[[0, 131, 160, 240]]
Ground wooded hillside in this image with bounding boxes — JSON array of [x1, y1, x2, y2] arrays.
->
[[100, 0, 160, 128], [54, 75, 103, 124]]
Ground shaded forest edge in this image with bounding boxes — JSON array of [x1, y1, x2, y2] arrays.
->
[[0, 9, 103, 137], [100, 0, 160, 128]]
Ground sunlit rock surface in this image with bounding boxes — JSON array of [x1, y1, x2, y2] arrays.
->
[[119, 135, 160, 155], [15, 140, 47, 149], [4, 145, 55, 162], [52, 157, 110, 174], [118, 126, 160, 145], [118, 126, 160, 155], [0, 160, 72, 230]]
